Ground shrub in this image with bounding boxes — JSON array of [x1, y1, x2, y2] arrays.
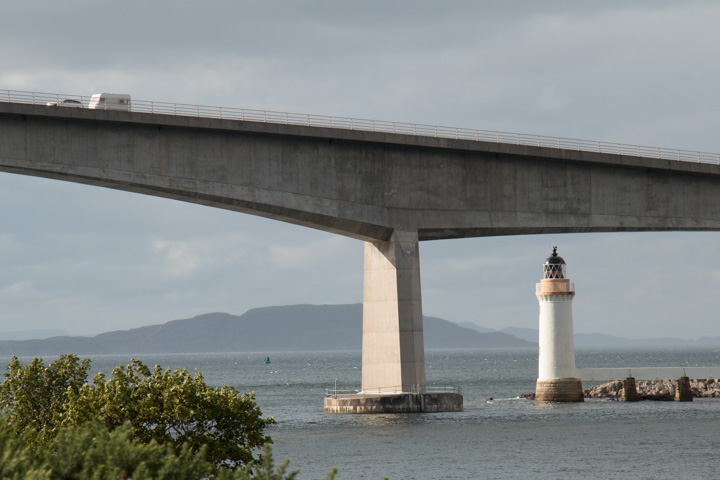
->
[[0, 355, 274, 469]]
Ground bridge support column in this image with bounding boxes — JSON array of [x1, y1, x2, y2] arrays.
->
[[324, 230, 463, 413], [361, 230, 426, 393]]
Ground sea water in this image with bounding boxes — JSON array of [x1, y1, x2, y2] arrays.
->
[[17, 347, 720, 479]]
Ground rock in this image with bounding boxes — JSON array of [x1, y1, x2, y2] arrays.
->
[[586, 379, 701, 401], [530, 378, 720, 401], [584, 380, 623, 399]]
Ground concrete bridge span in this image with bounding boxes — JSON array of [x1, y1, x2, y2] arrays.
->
[[4, 102, 720, 242], [2, 101, 720, 401]]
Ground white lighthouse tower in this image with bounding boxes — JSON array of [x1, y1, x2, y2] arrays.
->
[[535, 247, 584, 402]]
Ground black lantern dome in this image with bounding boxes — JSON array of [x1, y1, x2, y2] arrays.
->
[[543, 246, 566, 279]]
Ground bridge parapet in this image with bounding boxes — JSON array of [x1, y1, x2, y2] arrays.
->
[[3, 88, 720, 165]]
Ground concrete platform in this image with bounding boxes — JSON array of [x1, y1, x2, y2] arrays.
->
[[324, 392, 463, 414]]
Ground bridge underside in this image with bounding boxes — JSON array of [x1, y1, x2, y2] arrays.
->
[[3, 102, 720, 399]]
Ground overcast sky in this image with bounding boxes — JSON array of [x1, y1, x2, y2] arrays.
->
[[2, 1, 720, 340]]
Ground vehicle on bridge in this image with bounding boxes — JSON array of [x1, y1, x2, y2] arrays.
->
[[88, 93, 131, 111], [46, 98, 83, 108]]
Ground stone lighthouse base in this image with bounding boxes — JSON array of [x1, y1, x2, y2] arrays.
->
[[324, 392, 463, 414], [535, 378, 584, 402]]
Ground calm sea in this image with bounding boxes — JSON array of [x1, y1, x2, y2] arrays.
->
[[12, 347, 720, 479]]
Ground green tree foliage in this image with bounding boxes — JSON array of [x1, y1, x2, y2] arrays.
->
[[0, 420, 338, 480], [70, 359, 275, 468], [37, 421, 213, 480], [0, 354, 91, 449], [0, 355, 274, 470], [0, 422, 50, 479], [214, 444, 337, 480]]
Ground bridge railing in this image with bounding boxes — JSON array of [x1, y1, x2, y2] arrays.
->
[[3, 88, 719, 166], [325, 384, 462, 397]]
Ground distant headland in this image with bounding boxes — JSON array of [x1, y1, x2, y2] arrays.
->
[[0, 304, 532, 357], [1, 303, 717, 358]]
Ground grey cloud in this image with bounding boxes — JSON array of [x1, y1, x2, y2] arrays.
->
[[2, 1, 720, 339]]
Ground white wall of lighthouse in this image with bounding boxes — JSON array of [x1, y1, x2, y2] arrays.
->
[[537, 292, 577, 380], [534, 247, 584, 402]]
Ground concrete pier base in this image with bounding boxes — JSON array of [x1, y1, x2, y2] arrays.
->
[[324, 392, 463, 414], [622, 377, 640, 402], [675, 376, 693, 402], [535, 378, 584, 402]]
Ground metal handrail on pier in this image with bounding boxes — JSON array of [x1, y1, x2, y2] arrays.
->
[[325, 384, 462, 397], [2, 88, 720, 166]]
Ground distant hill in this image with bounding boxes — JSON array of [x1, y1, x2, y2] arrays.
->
[[457, 322, 494, 333], [499, 327, 719, 348], [0, 304, 533, 357], [499, 327, 537, 343], [0, 329, 70, 341], [423, 316, 531, 349], [5, 305, 711, 356], [698, 334, 720, 345]]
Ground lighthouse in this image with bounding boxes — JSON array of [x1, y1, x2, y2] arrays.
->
[[535, 247, 584, 402]]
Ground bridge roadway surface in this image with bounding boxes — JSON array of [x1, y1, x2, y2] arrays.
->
[[2, 101, 720, 395]]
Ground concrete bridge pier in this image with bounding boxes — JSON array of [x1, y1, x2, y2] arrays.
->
[[324, 230, 463, 413], [361, 230, 426, 393]]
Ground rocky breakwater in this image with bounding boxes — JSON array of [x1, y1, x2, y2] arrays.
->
[[583, 378, 720, 401]]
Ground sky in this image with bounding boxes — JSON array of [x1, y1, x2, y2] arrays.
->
[[1, 1, 720, 339]]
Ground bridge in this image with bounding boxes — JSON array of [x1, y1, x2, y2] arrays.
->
[[2, 90, 720, 410]]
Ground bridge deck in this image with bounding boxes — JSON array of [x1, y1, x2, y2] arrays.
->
[[3, 88, 720, 166]]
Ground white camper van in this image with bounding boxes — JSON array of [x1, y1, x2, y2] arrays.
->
[[88, 93, 131, 111]]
